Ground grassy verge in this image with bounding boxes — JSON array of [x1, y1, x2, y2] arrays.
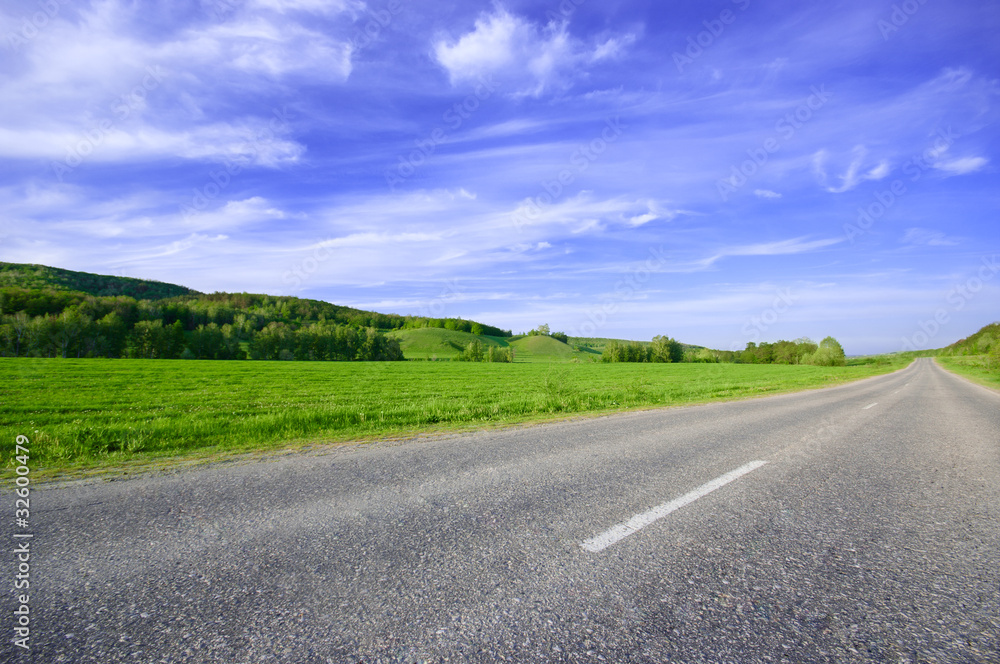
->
[[0, 358, 909, 481], [935, 356, 1000, 390]]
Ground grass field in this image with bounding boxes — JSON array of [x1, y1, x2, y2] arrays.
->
[[0, 357, 910, 479], [936, 356, 1000, 389]]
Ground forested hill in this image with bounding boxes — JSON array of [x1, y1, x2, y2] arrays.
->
[[0, 262, 511, 360], [0, 262, 198, 300]]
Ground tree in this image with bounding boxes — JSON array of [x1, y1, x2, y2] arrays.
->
[[97, 312, 127, 358], [651, 335, 683, 363], [804, 336, 846, 366], [457, 339, 485, 362], [694, 348, 717, 363], [10, 312, 31, 357], [54, 310, 87, 358]]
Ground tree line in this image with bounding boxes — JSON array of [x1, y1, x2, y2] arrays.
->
[[0, 309, 403, 361], [601, 336, 847, 366], [601, 336, 685, 363], [706, 337, 846, 366], [0, 287, 511, 336], [0, 287, 518, 361]]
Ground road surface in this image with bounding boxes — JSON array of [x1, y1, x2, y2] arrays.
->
[[5, 358, 999, 662]]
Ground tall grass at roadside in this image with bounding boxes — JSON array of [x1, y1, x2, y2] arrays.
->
[[936, 355, 1000, 389]]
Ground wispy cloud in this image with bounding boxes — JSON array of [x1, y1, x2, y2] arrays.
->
[[813, 146, 891, 193], [934, 156, 988, 176], [704, 237, 844, 268]]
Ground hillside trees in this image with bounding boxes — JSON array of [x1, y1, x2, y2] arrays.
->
[[802, 336, 846, 366]]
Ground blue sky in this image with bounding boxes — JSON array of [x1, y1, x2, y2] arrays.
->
[[0, 0, 997, 354]]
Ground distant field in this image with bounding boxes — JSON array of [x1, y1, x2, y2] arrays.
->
[[0, 358, 909, 479], [936, 356, 1000, 389]]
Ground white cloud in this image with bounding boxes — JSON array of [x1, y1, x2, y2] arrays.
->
[[0, 1, 349, 165], [433, 7, 633, 96], [935, 156, 988, 176], [0, 120, 304, 165], [168, 18, 353, 81], [754, 189, 782, 199]]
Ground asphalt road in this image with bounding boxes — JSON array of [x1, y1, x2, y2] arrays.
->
[[5, 358, 999, 663]]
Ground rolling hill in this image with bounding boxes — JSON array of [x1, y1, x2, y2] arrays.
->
[[0, 262, 198, 300], [389, 328, 607, 362]]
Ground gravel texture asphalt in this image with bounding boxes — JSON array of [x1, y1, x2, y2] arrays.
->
[[4, 358, 999, 663]]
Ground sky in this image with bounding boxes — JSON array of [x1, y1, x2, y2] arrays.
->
[[0, 0, 997, 354]]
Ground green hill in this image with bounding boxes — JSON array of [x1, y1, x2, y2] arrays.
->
[[0, 262, 198, 300], [387, 327, 505, 360], [389, 328, 605, 362], [508, 334, 583, 362]]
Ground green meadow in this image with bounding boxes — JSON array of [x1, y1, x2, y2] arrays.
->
[[1, 357, 908, 479]]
